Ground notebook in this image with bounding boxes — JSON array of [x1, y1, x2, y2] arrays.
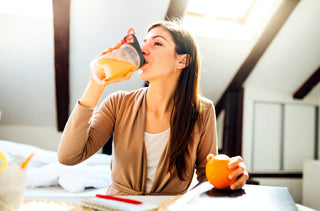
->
[[81, 197, 158, 211], [168, 182, 298, 211]]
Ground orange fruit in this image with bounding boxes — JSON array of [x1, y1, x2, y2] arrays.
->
[[205, 154, 236, 189]]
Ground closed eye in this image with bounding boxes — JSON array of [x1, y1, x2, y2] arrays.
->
[[154, 42, 163, 46]]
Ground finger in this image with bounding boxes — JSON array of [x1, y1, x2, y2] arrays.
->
[[207, 154, 214, 161], [122, 71, 135, 80], [229, 162, 246, 180], [105, 70, 135, 84], [228, 156, 243, 169], [126, 70, 135, 77], [230, 170, 249, 190]]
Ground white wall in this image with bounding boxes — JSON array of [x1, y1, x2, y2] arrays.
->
[[0, 13, 55, 126], [0, 11, 60, 151], [0, 125, 61, 150]]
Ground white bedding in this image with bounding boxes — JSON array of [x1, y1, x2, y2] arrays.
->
[[0, 140, 112, 193]]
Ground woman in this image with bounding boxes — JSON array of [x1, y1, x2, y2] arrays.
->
[[58, 20, 249, 195]]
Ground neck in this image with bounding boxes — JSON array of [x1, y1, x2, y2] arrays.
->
[[146, 82, 176, 117]]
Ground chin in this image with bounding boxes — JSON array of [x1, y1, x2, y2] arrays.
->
[[138, 69, 147, 81]]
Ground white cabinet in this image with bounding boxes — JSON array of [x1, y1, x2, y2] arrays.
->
[[252, 103, 282, 171], [252, 102, 317, 172], [283, 105, 315, 171]]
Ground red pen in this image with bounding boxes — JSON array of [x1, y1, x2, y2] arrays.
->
[[95, 194, 143, 205]]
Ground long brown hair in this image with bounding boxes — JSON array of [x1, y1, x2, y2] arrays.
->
[[148, 20, 202, 180]]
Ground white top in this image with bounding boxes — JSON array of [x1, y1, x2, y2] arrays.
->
[[144, 128, 170, 192]]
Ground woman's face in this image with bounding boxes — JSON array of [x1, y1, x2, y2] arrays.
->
[[139, 26, 182, 83]]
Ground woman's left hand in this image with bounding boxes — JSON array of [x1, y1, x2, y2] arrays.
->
[[228, 156, 249, 190]]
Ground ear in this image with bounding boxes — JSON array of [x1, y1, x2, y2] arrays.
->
[[176, 54, 190, 70]]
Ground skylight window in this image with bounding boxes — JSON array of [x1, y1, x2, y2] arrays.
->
[[183, 0, 281, 40]]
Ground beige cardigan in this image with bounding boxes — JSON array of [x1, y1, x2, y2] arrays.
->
[[58, 88, 217, 195]]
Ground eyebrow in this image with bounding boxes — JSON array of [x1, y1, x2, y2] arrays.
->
[[144, 35, 167, 42], [152, 35, 167, 41]]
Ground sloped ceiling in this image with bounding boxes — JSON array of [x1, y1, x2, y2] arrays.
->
[[197, 0, 320, 104], [0, 0, 319, 128], [244, 0, 320, 100]]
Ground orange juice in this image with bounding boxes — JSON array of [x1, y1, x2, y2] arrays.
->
[[97, 57, 138, 82]]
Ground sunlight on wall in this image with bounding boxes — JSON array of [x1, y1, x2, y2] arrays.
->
[[0, 0, 52, 19]]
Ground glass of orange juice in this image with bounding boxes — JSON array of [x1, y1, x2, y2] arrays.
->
[[91, 31, 145, 83], [0, 153, 26, 211]]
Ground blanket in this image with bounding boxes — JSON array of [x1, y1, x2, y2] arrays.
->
[[0, 140, 112, 192]]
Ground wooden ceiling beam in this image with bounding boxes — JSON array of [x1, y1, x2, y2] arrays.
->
[[52, 0, 70, 131], [165, 0, 189, 20], [293, 66, 320, 99], [215, 0, 300, 116]]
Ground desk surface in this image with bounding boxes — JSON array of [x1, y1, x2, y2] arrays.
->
[[23, 184, 301, 211], [169, 182, 298, 211], [24, 186, 169, 203], [24, 186, 171, 210]]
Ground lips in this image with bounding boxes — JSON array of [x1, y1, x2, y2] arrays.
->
[[141, 60, 149, 68]]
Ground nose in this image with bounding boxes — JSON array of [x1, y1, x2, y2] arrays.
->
[[141, 42, 150, 55]]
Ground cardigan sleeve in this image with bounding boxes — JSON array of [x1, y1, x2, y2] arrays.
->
[[58, 92, 121, 165], [195, 101, 218, 182]]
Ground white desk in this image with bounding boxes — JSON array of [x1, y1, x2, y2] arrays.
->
[[23, 184, 316, 211]]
